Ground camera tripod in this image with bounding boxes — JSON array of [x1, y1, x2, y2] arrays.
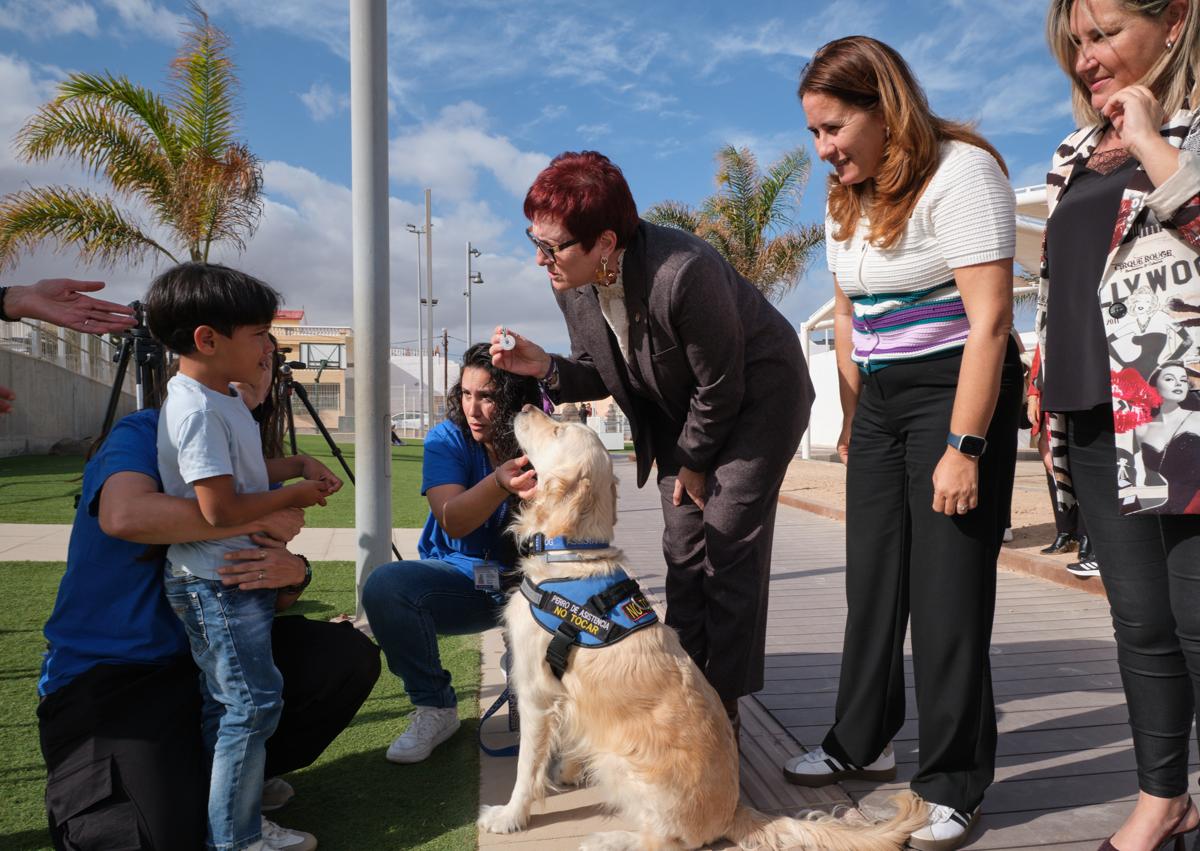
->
[[279, 360, 403, 562], [97, 300, 166, 446]]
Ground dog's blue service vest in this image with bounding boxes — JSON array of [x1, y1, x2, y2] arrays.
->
[[518, 537, 658, 679]]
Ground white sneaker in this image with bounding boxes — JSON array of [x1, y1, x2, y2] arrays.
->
[[1002, 527, 1014, 543], [782, 742, 895, 786], [261, 777, 294, 812], [386, 705, 460, 764], [908, 803, 979, 851], [260, 817, 317, 851]]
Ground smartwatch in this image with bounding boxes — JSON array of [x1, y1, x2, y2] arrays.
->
[[947, 432, 987, 457]]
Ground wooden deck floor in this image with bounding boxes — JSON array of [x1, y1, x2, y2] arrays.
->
[[605, 456, 1196, 850]]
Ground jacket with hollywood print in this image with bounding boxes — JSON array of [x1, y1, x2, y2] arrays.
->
[[1033, 106, 1200, 515]]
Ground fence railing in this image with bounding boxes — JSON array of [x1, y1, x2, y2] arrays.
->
[[273, 325, 351, 338], [1, 318, 133, 394]]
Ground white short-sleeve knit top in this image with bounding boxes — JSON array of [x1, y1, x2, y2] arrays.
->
[[826, 141, 1016, 371]]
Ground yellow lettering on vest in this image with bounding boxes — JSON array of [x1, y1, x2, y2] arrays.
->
[[570, 614, 600, 635], [553, 605, 569, 618]]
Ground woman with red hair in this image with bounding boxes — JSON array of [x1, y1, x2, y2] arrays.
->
[[491, 150, 814, 733]]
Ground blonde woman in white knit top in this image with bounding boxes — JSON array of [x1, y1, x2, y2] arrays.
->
[[781, 36, 1022, 851]]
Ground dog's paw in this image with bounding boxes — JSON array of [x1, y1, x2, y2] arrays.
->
[[477, 804, 527, 834], [547, 754, 586, 790]]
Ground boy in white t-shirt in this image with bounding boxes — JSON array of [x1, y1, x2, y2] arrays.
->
[[146, 262, 339, 851]]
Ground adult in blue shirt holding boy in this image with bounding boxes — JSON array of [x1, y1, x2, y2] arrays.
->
[[38, 357, 379, 850], [363, 343, 540, 764]]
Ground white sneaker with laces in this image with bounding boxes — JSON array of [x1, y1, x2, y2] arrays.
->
[[260, 817, 317, 851], [908, 803, 979, 851], [261, 777, 295, 812], [386, 705, 460, 764], [782, 743, 896, 786]]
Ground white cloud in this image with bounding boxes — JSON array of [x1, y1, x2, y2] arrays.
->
[[0, 1, 99, 39], [388, 101, 549, 202], [299, 81, 349, 122], [100, 0, 184, 42], [576, 123, 611, 141]]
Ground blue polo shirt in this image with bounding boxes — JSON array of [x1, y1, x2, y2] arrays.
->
[[39, 409, 188, 697], [418, 420, 507, 579]]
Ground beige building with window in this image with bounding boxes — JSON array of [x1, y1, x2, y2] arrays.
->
[[271, 310, 353, 433]]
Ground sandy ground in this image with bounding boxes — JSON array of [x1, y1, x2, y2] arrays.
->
[[779, 454, 1088, 572]]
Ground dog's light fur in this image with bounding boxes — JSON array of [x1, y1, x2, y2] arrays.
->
[[478, 408, 926, 851]]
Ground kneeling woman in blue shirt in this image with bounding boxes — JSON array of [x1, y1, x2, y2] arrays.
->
[[363, 343, 540, 763]]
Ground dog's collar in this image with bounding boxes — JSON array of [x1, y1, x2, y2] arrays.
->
[[520, 534, 615, 563], [520, 570, 658, 679]]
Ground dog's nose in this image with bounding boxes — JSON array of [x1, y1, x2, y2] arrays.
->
[[521, 403, 537, 414]]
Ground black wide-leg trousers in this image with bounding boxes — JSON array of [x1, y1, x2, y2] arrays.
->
[[823, 341, 1021, 812]]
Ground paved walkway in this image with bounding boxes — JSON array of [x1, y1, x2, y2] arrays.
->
[[3, 455, 1187, 849], [477, 457, 1190, 850], [0, 524, 424, 562]]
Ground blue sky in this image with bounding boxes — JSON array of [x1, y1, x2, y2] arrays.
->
[[0, 0, 1073, 356]]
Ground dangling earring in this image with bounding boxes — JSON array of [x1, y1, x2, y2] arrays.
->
[[595, 255, 617, 286]]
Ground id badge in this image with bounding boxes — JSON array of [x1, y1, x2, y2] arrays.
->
[[473, 562, 502, 592]]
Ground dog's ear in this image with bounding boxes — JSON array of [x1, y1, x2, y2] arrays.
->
[[564, 475, 594, 523]]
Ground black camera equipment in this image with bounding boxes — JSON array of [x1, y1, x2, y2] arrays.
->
[[97, 300, 166, 446], [279, 357, 402, 562]]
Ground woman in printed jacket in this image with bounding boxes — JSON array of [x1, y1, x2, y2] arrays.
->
[[1035, 2, 1200, 849]]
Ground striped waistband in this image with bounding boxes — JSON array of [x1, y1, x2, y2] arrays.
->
[[849, 281, 967, 371]]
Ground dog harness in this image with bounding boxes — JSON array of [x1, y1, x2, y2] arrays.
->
[[518, 537, 658, 679]]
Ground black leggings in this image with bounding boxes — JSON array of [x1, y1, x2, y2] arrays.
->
[[1066, 405, 1200, 797]]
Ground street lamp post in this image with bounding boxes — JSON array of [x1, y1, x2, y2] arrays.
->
[[465, 242, 482, 345], [405, 223, 425, 432]]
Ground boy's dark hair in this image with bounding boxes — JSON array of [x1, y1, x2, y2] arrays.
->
[[144, 262, 280, 355]]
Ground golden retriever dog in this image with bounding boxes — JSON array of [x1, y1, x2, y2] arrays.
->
[[477, 407, 926, 851]]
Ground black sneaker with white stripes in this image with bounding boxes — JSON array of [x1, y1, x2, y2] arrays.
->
[[781, 743, 896, 786], [1066, 558, 1100, 578]]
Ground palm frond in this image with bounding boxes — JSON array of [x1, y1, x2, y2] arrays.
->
[[756, 225, 824, 301], [712, 146, 759, 252], [171, 3, 239, 157], [17, 98, 174, 209], [0, 186, 179, 271], [643, 201, 704, 234], [756, 148, 811, 233], [187, 144, 263, 260], [54, 71, 182, 166]]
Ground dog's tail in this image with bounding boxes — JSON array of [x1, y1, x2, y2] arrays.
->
[[725, 791, 927, 851]]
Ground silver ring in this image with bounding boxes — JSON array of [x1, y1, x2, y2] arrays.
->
[[258, 570, 265, 581], [83, 319, 90, 327], [956, 503, 969, 514]]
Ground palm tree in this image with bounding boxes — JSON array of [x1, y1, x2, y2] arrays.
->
[[645, 145, 823, 302], [0, 4, 262, 271]]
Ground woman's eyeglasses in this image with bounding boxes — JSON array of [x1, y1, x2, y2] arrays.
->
[[525, 227, 580, 261]]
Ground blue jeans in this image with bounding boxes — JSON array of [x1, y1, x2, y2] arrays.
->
[[164, 568, 283, 851], [362, 559, 504, 708]]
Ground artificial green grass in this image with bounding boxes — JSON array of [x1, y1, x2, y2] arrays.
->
[[0, 561, 482, 851], [0, 435, 429, 528]]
